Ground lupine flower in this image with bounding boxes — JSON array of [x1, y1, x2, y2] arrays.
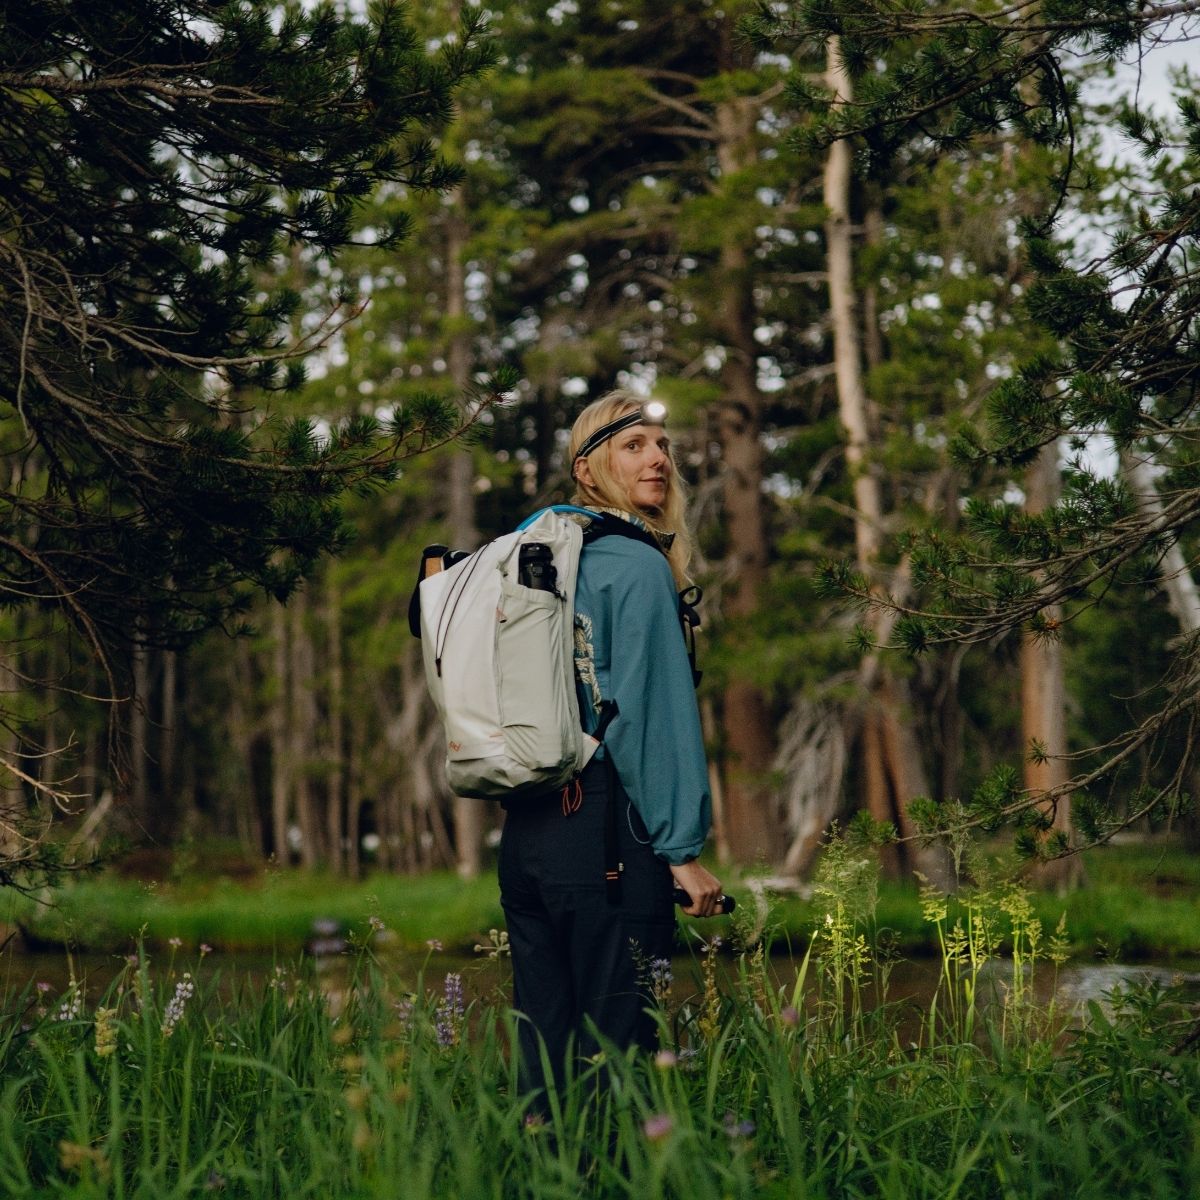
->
[[643, 1113, 674, 1142], [649, 957, 673, 1004], [161, 972, 195, 1037], [723, 1112, 756, 1138], [93, 1006, 118, 1058], [393, 997, 415, 1029], [435, 972, 464, 1046]]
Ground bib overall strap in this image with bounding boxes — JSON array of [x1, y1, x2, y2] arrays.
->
[[603, 755, 622, 906], [591, 699, 623, 906]]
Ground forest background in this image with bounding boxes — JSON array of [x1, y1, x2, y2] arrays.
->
[[3, 0, 1199, 900]]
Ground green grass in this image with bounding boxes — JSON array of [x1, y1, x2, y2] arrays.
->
[[4, 840, 1197, 959], [2, 847, 1197, 1199], [1, 869, 507, 954]]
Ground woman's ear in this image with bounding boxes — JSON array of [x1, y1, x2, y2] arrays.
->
[[574, 456, 595, 488]]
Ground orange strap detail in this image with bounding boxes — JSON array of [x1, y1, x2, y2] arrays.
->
[[561, 777, 583, 816]]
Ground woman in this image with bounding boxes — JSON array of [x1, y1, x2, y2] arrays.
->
[[499, 390, 724, 1104]]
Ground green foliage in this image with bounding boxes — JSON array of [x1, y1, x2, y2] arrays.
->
[[0, 0, 500, 681], [751, 0, 1200, 842], [3, 860, 1199, 1197]]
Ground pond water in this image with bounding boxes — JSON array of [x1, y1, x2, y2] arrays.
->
[[4, 935, 1198, 1031]]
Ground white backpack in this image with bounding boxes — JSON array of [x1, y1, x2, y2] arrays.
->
[[418, 507, 601, 800]]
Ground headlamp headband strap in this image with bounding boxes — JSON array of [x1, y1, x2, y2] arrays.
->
[[574, 402, 667, 461]]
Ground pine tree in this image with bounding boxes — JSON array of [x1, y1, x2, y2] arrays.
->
[[752, 0, 1200, 854], [0, 0, 503, 883]]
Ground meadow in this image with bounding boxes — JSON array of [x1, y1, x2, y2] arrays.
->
[[4, 841, 1198, 960], [2, 842, 1198, 1198]]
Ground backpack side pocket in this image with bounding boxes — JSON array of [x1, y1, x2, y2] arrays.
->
[[495, 577, 577, 775]]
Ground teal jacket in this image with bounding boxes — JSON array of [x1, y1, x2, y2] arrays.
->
[[572, 514, 712, 865]]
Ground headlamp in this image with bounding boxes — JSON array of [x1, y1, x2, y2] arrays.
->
[[574, 401, 668, 461]]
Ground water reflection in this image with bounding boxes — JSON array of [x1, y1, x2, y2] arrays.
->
[[3, 938, 1198, 1027]]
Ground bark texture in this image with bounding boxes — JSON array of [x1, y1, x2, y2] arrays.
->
[[445, 185, 485, 879], [824, 37, 951, 887], [711, 21, 776, 865], [1020, 441, 1080, 889]]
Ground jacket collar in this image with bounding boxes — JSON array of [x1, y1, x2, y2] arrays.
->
[[589, 506, 676, 553]]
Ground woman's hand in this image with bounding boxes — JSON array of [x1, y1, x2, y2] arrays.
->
[[669, 860, 725, 917]]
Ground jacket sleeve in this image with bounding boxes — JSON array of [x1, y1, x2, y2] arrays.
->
[[603, 546, 712, 865]]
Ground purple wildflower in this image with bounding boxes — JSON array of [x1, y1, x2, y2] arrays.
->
[[723, 1112, 756, 1138], [435, 972, 465, 1046], [161, 972, 195, 1037], [425, 938, 443, 952], [780, 1005, 800, 1027], [643, 1113, 674, 1142], [649, 957, 673, 1004]]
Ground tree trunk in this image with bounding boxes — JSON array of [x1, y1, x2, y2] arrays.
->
[[268, 600, 292, 864], [1120, 451, 1200, 633], [324, 569, 346, 874], [345, 717, 363, 877], [712, 25, 776, 865], [700, 696, 730, 863], [1120, 449, 1200, 849], [160, 649, 178, 827], [825, 37, 951, 887], [445, 184, 486, 879], [129, 642, 152, 834], [1021, 440, 1080, 889], [226, 643, 262, 855], [288, 588, 320, 868]]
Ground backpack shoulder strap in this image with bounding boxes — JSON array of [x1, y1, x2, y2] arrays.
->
[[577, 510, 661, 552]]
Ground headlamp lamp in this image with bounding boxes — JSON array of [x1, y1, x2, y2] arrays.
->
[[574, 401, 668, 461]]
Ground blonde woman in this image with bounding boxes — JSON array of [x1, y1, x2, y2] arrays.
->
[[499, 391, 723, 1107]]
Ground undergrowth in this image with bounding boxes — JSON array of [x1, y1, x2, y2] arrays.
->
[[1, 844, 1197, 1198]]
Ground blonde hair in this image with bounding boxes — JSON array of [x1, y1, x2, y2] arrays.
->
[[568, 389, 693, 587]]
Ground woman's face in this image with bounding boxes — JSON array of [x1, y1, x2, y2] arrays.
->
[[590, 421, 672, 514]]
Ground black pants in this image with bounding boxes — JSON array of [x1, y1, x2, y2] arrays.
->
[[499, 758, 675, 1105]]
